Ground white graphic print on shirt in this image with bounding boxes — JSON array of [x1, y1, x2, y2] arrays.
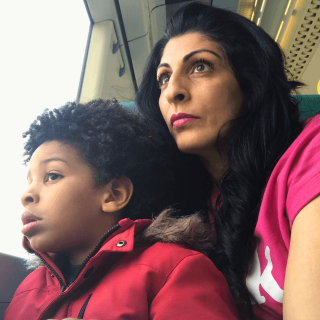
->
[[246, 246, 283, 304]]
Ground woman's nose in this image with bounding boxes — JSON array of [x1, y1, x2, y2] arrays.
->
[[164, 75, 190, 104], [21, 186, 39, 207]]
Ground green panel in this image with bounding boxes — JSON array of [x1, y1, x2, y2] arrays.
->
[[293, 95, 320, 121]]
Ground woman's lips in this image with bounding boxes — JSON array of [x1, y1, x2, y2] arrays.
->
[[170, 113, 199, 127]]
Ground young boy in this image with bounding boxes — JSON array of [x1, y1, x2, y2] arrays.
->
[[5, 100, 238, 320]]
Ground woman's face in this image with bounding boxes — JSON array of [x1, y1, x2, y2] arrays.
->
[[157, 32, 244, 157]]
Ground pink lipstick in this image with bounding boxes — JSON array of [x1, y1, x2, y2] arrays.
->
[[170, 113, 199, 127]]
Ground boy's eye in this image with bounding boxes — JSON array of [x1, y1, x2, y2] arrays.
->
[[46, 173, 63, 182]]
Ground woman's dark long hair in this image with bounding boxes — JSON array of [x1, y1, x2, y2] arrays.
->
[[136, 2, 304, 317]]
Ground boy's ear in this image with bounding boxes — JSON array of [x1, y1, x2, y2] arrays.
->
[[101, 177, 133, 213]]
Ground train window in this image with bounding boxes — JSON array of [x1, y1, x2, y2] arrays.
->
[[0, 0, 89, 260]]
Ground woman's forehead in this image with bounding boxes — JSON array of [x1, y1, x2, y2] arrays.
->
[[160, 32, 225, 64], [159, 32, 226, 66]]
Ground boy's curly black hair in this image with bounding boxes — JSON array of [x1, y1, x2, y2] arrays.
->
[[23, 99, 212, 220]]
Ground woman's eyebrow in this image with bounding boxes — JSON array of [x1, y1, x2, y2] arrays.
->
[[157, 49, 222, 71], [157, 62, 170, 71], [183, 49, 222, 62]]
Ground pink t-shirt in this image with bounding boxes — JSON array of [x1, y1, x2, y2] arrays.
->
[[245, 115, 320, 319]]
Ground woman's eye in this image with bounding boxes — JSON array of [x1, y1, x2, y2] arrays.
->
[[193, 60, 213, 73], [157, 73, 170, 87], [46, 173, 62, 182]]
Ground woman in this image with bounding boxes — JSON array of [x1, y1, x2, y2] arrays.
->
[[136, 2, 320, 319]]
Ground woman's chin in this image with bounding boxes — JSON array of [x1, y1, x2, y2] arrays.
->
[[172, 128, 218, 155], [176, 142, 204, 156], [174, 137, 212, 156]]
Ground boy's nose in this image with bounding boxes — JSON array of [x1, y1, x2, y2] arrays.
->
[[21, 188, 39, 207]]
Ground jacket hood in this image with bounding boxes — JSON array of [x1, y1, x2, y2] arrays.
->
[[136, 210, 215, 255]]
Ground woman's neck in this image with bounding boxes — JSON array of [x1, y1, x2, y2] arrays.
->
[[198, 147, 228, 182]]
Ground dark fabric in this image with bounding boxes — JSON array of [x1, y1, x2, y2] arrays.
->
[[61, 261, 82, 287]]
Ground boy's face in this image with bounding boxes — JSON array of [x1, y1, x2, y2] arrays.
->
[[21, 141, 111, 264]]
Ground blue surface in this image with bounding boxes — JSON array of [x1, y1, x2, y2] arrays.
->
[[121, 102, 137, 112]]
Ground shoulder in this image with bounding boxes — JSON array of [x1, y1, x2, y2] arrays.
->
[[302, 114, 320, 128], [296, 115, 320, 157], [143, 243, 239, 319], [117, 212, 220, 285], [262, 115, 320, 227], [130, 211, 216, 276], [282, 115, 320, 158], [293, 115, 320, 150], [108, 240, 223, 302], [125, 241, 215, 277], [10, 266, 53, 297], [270, 115, 320, 187], [287, 116, 320, 207]]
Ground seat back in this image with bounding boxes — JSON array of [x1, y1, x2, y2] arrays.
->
[[0, 253, 31, 318]]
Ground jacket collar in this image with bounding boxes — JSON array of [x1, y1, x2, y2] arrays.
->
[[22, 218, 153, 270], [91, 218, 152, 254]]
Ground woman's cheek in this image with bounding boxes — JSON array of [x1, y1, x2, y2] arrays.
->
[[159, 101, 170, 128]]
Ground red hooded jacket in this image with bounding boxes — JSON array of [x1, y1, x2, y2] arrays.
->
[[5, 217, 239, 320]]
